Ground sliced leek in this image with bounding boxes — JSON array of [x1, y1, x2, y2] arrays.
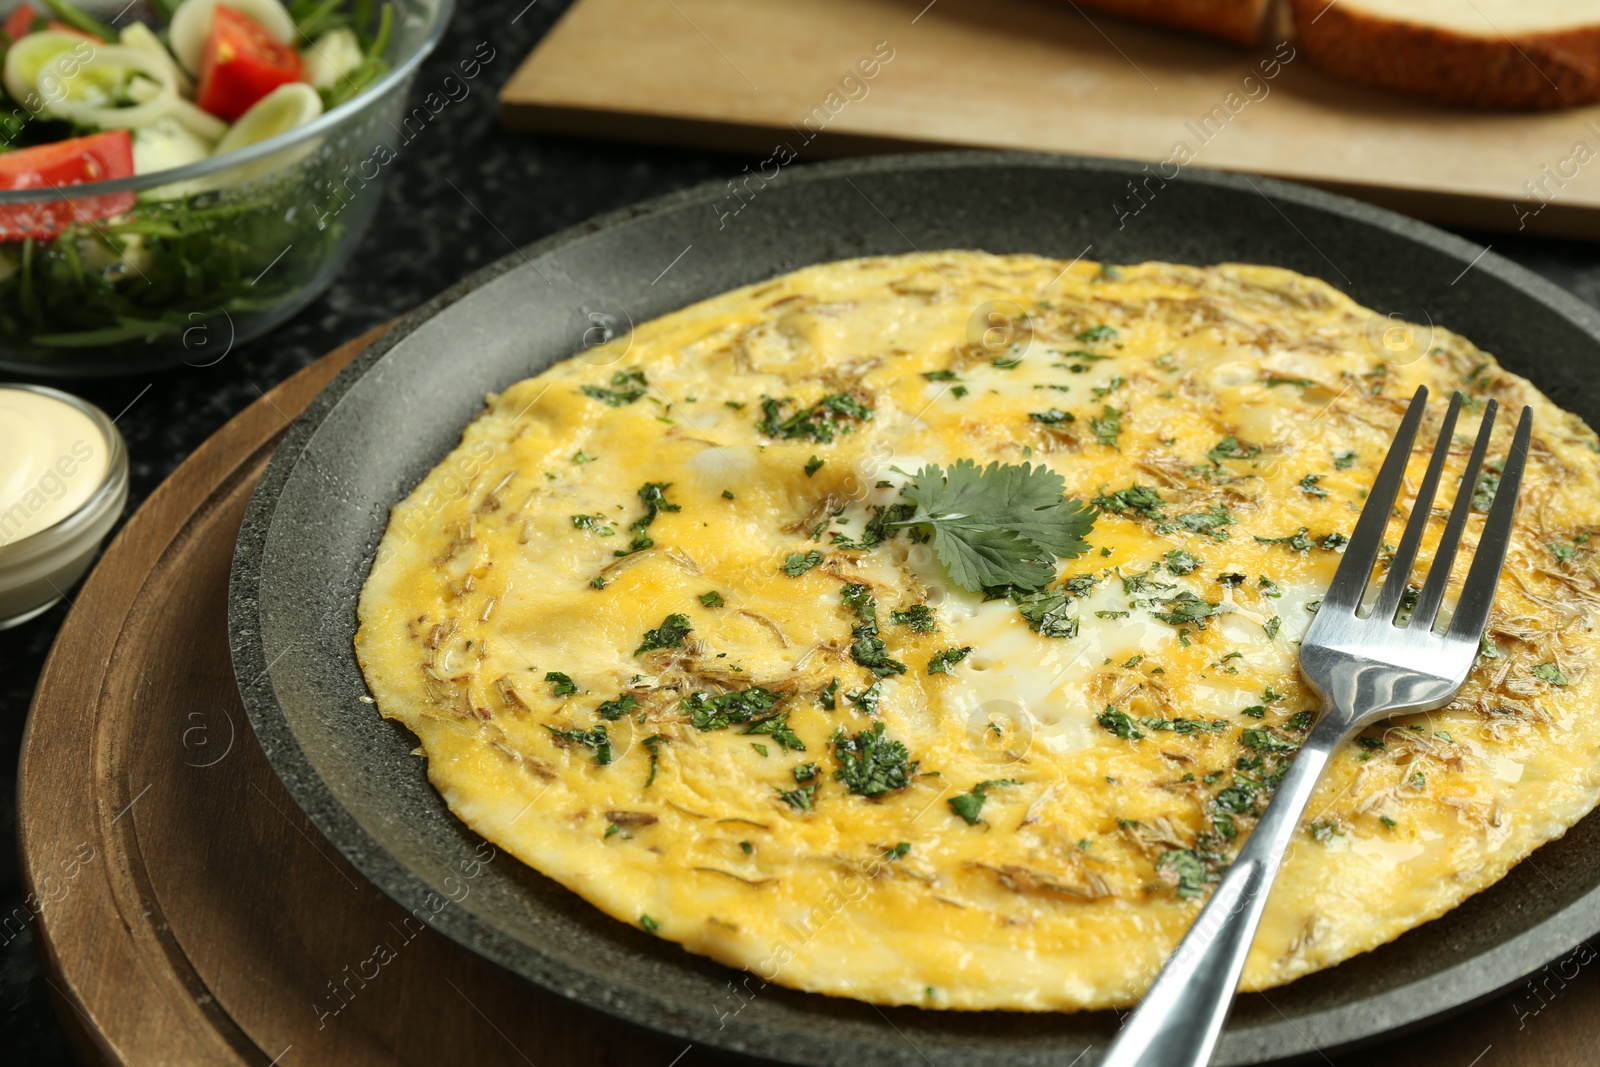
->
[[212, 81, 322, 154]]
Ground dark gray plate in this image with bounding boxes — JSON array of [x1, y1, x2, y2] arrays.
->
[[229, 152, 1600, 1066]]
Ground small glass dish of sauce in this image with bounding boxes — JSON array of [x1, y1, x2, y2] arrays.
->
[[0, 385, 129, 629]]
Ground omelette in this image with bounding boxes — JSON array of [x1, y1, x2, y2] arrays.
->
[[355, 251, 1600, 1011]]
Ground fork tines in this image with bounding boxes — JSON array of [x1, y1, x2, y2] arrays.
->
[[1320, 386, 1533, 635]]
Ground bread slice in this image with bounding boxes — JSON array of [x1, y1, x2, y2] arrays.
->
[[1073, 0, 1274, 46], [1290, 0, 1600, 109]]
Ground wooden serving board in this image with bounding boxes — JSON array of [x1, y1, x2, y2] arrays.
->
[[500, 0, 1600, 239], [15, 328, 1600, 1066]]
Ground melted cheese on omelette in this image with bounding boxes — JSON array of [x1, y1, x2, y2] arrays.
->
[[355, 252, 1600, 1011]]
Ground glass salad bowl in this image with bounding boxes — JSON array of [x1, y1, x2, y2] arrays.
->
[[0, 0, 452, 377]]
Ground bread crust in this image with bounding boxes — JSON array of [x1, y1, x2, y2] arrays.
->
[[1291, 0, 1600, 109], [1073, 0, 1271, 46]]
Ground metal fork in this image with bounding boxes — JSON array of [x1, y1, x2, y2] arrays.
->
[[1103, 386, 1533, 1067]]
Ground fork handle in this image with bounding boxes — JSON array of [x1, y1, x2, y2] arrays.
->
[[1101, 711, 1345, 1067]]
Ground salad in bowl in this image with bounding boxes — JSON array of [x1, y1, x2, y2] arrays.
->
[[0, 0, 451, 375]]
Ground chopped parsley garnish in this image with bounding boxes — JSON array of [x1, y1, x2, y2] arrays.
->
[[948, 779, 1016, 825], [1097, 706, 1145, 739], [922, 369, 960, 381], [721, 489, 735, 500], [832, 723, 919, 798], [1533, 663, 1569, 686], [1319, 532, 1349, 550], [1030, 408, 1076, 426], [615, 482, 681, 556], [804, 455, 824, 477], [543, 724, 612, 764], [698, 590, 725, 607], [891, 604, 937, 632], [1297, 473, 1327, 499], [1207, 436, 1260, 462], [685, 687, 784, 730], [927, 646, 974, 675], [1264, 615, 1282, 639], [888, 459, 1095, 593], [1091, 405, 1123, 447], [1334, 451, 1358, 470], [580, 369, 648, 406], [1217, 572, 1247, 587], [1076, 324, 1118, 342], [639, 913, 660, 933], [751, 743, 769, 757], [1287, 710, 1314, 730], [784, 550, 824, 576], [635, 613, 692, 655], [757, 393, 874, 443], [1093, 484, 1164, 520], [1264, 376, 1313, 388], [596, 694, 639, 721], [952, 385, 970, 398], [1258, 575, 1282, 596], [1163, 548, 1201, 575], [885, 841, 911, 860], [545, 671, 578, 696], [819, 677, 840, 710]]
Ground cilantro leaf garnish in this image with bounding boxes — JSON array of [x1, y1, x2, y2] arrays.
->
[[784, 551, 824, 577], [685, 687, 783, 730], [743, 711, 806, 751], [543, 723, 612, 764], [948, 778, 1016, 825], [580, 369, 648, 406], [927, 646, 973, 675], [887, 459, 1095, 593], [890, 604, 937, 632], [757, 393, 874, 443], [545, 671, 578, 696], [635, 613, 692, 655], [832, 723, 918, 798], [596, 694, 639, 721]]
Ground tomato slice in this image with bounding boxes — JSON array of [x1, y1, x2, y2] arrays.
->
[[4, 5, 38, 42], [197, 5, 304, 122], [0, 130, 136, 241]]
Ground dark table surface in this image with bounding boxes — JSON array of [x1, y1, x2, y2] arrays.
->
[[4, 1, 1600, 1062]]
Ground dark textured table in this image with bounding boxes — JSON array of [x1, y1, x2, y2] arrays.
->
[[2, 1, 1599, 1062]]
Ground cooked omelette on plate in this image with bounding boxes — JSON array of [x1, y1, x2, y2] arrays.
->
[[354, 251, 1600, 1011]]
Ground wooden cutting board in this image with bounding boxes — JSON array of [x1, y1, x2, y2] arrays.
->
[[499, 0, 1600, 239], [15, 327, 1600, 1066]]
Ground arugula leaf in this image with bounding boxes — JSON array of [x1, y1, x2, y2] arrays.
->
[[889, 459, 1095, 593]]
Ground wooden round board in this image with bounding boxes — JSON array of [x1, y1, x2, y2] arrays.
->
[[17, 331, 1600, 1067]]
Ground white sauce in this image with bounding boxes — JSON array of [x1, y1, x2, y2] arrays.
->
[[0, 388, 108, 547]]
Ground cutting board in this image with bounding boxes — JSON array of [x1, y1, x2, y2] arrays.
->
[[500, 0, 1600, 239]]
